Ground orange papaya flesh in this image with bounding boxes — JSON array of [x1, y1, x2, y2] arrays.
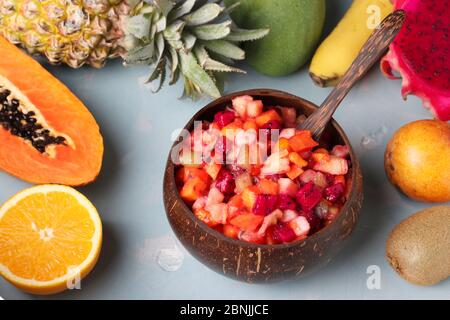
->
[[0, 37, 103, 186]]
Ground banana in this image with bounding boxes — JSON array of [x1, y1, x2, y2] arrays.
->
[[309, 0, 393, 87]]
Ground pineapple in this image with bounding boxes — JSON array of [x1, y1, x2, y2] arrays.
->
[[0, 0, 268, 98]]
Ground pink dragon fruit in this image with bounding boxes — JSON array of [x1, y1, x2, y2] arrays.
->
[[381, 0, 450, 120]]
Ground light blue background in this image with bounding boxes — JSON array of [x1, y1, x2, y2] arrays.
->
[[0, 0, 448, 299]]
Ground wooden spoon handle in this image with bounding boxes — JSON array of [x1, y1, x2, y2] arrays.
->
[[301, 10, 406, 140]]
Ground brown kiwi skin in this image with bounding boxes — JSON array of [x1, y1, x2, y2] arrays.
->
[[386, 206, 450, 286]]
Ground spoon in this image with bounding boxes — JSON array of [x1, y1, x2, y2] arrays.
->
[[300, 10, 406, 140]]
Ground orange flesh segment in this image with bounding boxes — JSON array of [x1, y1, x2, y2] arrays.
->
[[0, 190, 97, 282]]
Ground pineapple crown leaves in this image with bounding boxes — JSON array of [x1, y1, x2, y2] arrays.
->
[[121, 0, 269, 99]]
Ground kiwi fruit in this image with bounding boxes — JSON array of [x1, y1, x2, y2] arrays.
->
[[386, 206, 450, 286]]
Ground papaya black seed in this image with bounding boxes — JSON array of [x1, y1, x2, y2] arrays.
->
[[0, 87, 66, 153]]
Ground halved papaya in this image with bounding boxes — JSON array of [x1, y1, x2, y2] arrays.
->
[[0, 37, 103, 186]]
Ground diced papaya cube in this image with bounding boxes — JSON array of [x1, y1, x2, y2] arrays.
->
[[230, 214, 264, 232], [204, 162, 222, 180], [228, 194, 244, 209], [288, 131, 319, 152], [273, 137, 291, 153], [288, 152, 308, 167], [223, 224, 240, 239], [183, 167, 210, 182], [241, 185, 260, 210], [243, 119, 258, 131], [255, 109, 282, 127], [180, 177, 209, 202], [286, 165, 304, 180], [258, 178, 279, 195], [194, 209, 219, 227]]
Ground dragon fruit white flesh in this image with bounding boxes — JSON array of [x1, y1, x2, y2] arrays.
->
[[381, 0, 450, 120]]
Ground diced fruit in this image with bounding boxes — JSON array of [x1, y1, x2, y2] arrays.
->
[[243, 119, 258, 131], [288, 131, 319, 152], [258, 209, 283, 235], [242, 185, 260, 210], [299, 169, 317, 184], [214, 110, 236, 129], [327, 206, 340, 221], [288, 152, 308, 167], [311, 151, 329, 163], [179, 150, 202, 167], [296, 182, 322, 212], [280, 107, 297, 126], [204, 162, 222, 180], [235, 172, 253, 194], [331, 145, 350, 158], [258, 178, 279, 195], [230, 213, 264, 232], [256, 110, 282, 127], [253, 194, 278, 216], [221, 121, 243, 141], [278, 178, 298, 197], [232, 95, 253, 119], [273, 137, 291, 153], [272, 223, 296, 243], [313, 155, 348, 175], [261, 150, 290, 175], [281, 209, 298, 223], [195, 209, 219, 227], [223, 224, 240, 239], [214, 136, 232, 162], [323, 183, 345, 203], [334, 175, 346, 186], [193, 196, 207, 211], [206, 203, 229, 224], [286, 165, 304, 180], [228, 194, 244, 208], [314, 171, 329, 188], [277, 194, 297, 211], [246, 100, 264, 118], [215, 168, 235, 194], [314, 200, 330, 219], [280, 128, 296, 139], [315, 148, 329, 154], [289, 216, 310, 237], [239, 230, 265, 244], [301, 210, 322, 233], [227, 164, 247, 177], [181, 177, 209, 202], [206, 187, 225, 206]]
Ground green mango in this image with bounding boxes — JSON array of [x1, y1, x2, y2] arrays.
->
[[225, 0, 326, 77]]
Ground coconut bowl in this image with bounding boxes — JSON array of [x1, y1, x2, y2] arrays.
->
[[163, 89, 363, 283]]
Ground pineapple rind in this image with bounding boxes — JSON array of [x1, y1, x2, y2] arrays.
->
[[0, 0, 129, 68]]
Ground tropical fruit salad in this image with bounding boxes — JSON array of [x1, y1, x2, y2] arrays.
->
[[175, 95, 351, 245]]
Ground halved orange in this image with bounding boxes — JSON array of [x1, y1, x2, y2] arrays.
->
[[0, 185, 102, 295]]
